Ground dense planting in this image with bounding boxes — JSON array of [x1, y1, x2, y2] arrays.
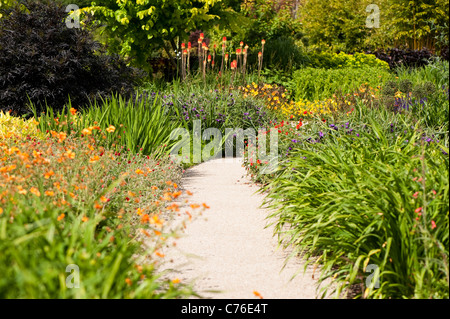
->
[[1, 0, 448, 300]]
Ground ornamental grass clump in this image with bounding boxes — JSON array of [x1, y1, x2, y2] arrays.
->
[[31, 93, 180, 158], [262, 120, 449, 299]]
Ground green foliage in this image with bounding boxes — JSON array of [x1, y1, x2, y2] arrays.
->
[[385, 0, 449, 50], [32, 93, 181, 157], [0, 0, 16, 18], [238, 0, 303, 47], [0, 134, 194, 298], [301, 0, 380, 52], [292, 66, 389, 101], [305, 51, 389, 69], [262, 117, 449, 298], [258, 36, 308, 72], [394, 59, 450, 88], [82, 0, 235, 72]]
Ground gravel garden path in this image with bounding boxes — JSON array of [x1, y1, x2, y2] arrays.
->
[[162, 158, 328, 299]]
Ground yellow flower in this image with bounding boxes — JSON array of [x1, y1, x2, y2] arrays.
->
[[106, 125, 116, 133], [81, 128, 92, 135]]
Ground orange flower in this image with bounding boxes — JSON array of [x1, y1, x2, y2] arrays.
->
[[155, 250, 165, 258], [0, 207, 3, 215], [81, 128, 92, 136], [135, 169, 144, 175], [94, 202, 103, 209], [70, 108, 77, 115], [167, 203, 180, 212], [57, 132, 67, 143], [17, 185, 27, 195], [172, 278, 181, 284], [141, 214, 150, 224], [65, 150, 75, 159], [44, 171, 55, 179], [30, 187, 41, 197], [186, 190, 193, 196], [125, 278, 132, 286], [81, 216, 89, 222], [202, 203, 210, 209], [141, 229, 151, 237], [151, 186, 158, 191], [44, 190, 55, 197], [100, 196, 109, 203], [106, 125, 116, 133], [172, 191, 182, 199], [150, 214, 164, 227], [89, 155, 100, 163], [57, 213, 65, 221], [136, 207, 144, 216], [190, 204, 200, 209], [253, 290, 263, 299]]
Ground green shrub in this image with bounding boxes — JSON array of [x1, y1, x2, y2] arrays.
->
[[292, 66, 389, 101], [258, 36, 308, 72], [394, 60, 450, 88], [305, 52, 389, 70]]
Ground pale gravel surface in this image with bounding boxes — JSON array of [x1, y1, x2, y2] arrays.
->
[[161, 158, 329, 299]]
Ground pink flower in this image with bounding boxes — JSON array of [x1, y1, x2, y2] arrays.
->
[[431, 220, 436, 229], [414, 207, 423, 214], [412, 191, 419, 198]]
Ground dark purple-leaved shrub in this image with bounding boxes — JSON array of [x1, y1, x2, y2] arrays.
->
[[367, 48, 434, 69], [0, 0, 145, 116]]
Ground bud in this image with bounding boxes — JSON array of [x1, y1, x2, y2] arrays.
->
[[188, 42, 192, 49], [236, 48, 241, 55], [200, 33, 204, 38], [240, 41, 244, 47], [183, 49, 187, 55], [223, 36, 227, 43], [225, 54, 229, 61], [181, 43, 185, 49], [208, 55, 212, 62], [261, 39, 266, 45], [258, 51, 262, 57]]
